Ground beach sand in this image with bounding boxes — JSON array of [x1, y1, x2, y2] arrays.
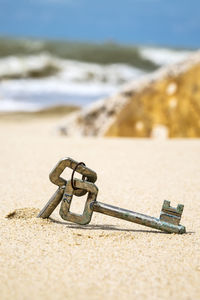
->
[[0, 117, 200, 300]]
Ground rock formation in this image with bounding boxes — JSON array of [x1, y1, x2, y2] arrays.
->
[[59, 51, 200, 138]]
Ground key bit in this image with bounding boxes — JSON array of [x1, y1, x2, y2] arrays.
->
[[160, 200, 184, 225]]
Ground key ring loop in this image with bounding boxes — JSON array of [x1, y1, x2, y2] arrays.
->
[[71, 162, 86, 190]]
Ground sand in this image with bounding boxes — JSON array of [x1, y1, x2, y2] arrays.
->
[[0, 117, 200, 300]]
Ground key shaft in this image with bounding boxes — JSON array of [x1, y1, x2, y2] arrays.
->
[[92, 201, 186, 234], [37, 186, 65, 218]]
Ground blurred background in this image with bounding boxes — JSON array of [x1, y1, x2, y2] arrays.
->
[[0, 0, 199, 137]]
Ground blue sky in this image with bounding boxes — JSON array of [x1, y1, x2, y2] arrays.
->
[[0, 0, 199, 47]]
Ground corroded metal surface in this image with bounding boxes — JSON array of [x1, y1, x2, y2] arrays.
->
[[37, 186, 65, 218], [59, 179, 98, 225], [91, 201, 186, 234], [49, 157, 97, 196], [160, 200, 184, 225], [37, 157, 97, 218], [38, 157, 186, 234]]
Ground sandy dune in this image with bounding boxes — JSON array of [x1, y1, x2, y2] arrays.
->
[[0, 118, 200, 300]]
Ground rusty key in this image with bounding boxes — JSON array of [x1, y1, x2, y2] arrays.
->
[[59, 178, 186, 234], [91, 199, 186, 234], [38, 158, 186, 234]]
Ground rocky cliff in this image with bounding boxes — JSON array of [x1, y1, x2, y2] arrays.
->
[[59, 51, 200, 138]]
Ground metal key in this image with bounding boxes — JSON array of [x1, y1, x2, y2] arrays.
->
[[37, 186, 65, 218], [59, 179, 98, 225], [37, 157, 97, 219], [59, 179, 186, 234], [38, 158, 186, 234], [49, 157, 97, 197], [91, 199, 186, 234]]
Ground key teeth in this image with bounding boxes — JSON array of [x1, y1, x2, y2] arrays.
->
[[177, 204, 184, 214], [162, 200, 170, 210], [162, 200, 184, 215], [160, 200, 185, 226]]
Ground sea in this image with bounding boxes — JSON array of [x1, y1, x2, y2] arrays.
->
[[0, 38, 194, 112]]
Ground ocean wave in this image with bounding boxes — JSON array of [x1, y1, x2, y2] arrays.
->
[[0, 77, 119, 110], [0, 53, 145, 83], [0, 54, 60, 80], [0, 54, 147, 111], [0, 38, 158, 71]]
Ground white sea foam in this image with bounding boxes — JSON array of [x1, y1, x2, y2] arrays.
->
[[0, 53, 59, 79], [140, 47, 192, 66]]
